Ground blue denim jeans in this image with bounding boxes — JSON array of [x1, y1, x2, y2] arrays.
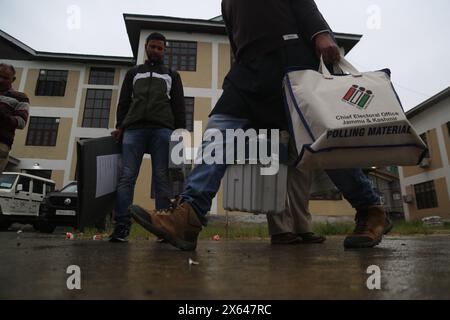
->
[[115, 128, 173, 227], [181, 114, 380, 226]]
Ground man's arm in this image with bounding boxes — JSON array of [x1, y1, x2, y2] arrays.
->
[[13, 100, 29, 129], [115, 68, 134, 129], [112, 68, 134, 142], [170, 71, 186, 129], [292, 0, 340, 64], [0, 92, 29, 130]]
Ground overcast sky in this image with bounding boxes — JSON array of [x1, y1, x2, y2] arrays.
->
[[0, 0, 449, 110]]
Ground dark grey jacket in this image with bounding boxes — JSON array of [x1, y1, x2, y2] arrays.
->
[[210, 0, 331, 129], [116, 60, 186, 130], [222, 0, 330, 63]]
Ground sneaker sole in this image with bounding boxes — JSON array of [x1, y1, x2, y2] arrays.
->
[[130, 205, 197, 251]]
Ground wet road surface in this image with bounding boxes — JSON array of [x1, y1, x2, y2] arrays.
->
[[1, 231, 450, 299]]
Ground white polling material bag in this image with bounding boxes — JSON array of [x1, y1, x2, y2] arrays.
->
[[283, 56, 427, 169]]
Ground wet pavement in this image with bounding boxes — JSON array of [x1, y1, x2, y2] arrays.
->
[[1, 231, 450, 300]]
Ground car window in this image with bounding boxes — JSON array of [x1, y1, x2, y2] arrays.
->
[[0, 174, 18, 190], [32, 179, 45, 194], [61, 183, 77, 193], [17, 176, 31, 192]]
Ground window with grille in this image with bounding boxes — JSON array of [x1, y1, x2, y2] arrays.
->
[[35, 70, 68, 96], [82, 89, 112, 128], [89, 67, 115, 85], [185, 97, 194, 132], [164, 40, 197, 71], [414, 180, 438, 209], [26, 117, 59, 146]]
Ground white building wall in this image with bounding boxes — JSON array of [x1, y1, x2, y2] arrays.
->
[[399, 96, 450, 220], [1, 58, 130, 186]]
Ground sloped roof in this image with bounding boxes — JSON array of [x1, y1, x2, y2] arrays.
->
[[406, 87, 450, 119], [0, 29, 135, 65], [124, 14, 362, 58]]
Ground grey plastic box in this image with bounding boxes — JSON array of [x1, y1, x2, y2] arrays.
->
[[221, 127, 339, 214], [222, 163, 288, 214], [222, 132, 290, 215]]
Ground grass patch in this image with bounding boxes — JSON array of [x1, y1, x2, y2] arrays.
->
[[74, 220, 450, 240], [75, 222, 271, 240], [390, 220, 450, 235], [200, 222, 269, 240]]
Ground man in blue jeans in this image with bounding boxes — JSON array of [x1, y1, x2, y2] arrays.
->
[[109, 32, 186, 242], [130, 0, 392, 250]]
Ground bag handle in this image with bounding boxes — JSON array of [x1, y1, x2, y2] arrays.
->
[[319, 55, 362, 79]]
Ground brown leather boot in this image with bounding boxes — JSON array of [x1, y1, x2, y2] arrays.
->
[[344, 205, 393, 249], [129, 200, 202, 251]]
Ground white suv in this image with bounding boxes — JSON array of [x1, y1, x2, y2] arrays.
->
[[0, 172, 55, 231]]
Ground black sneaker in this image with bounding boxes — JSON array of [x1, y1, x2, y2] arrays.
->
[[271, 233, 302, 245], [298, 232, 326, 244], [109, 225, 130, 243]]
